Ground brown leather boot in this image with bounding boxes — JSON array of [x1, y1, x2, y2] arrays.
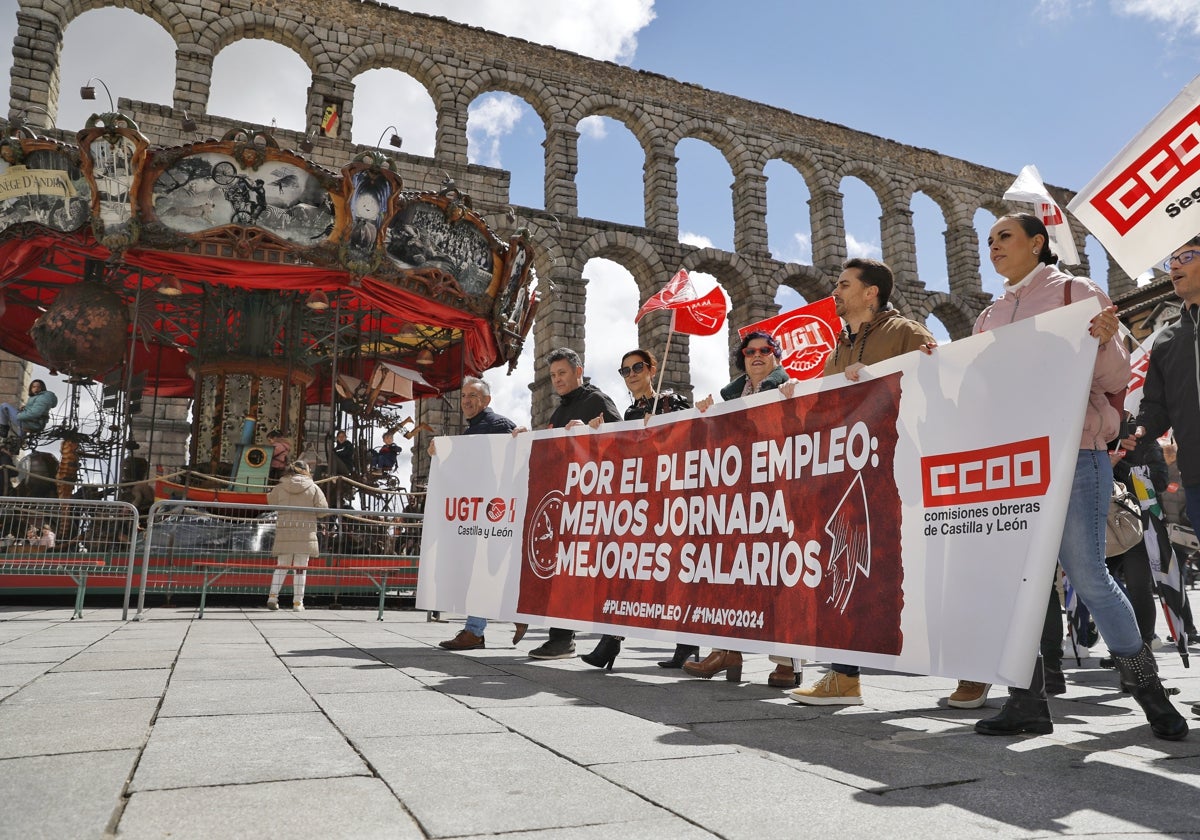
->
[[438, 630, 485, 651], [682, 649, 743, 681], [512, 623, 528, 644], [768, 664, 801, 687]]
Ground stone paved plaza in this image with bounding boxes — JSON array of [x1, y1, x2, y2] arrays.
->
[[1, 604, 1198, 839]]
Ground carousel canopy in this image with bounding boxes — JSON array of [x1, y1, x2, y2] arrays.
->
[[0, 117, 537, 402]]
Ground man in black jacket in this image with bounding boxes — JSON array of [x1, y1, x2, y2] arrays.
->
[[434, 376, 517, 651], [523, 347, 620, 660], [1125, 236, 1200, 549], [1123, 236, 1200, 718]]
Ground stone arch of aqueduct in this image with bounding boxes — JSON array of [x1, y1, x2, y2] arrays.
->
[[5, 0, 1130, 475]]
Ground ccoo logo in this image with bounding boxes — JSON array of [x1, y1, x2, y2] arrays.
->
[[920, 436, 1050, 507]]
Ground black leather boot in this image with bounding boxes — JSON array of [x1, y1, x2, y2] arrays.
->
[[657, 644, 700, 669], [1112, 644, 1188, 740], [975, 656, 1053, 736], [580, 635, 622, 670], [1043, 657, 1066, 696]]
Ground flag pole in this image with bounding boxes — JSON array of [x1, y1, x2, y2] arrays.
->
[[651, 311, 676, 416]]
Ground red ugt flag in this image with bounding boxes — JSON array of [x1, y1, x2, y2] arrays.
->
[[635, 269, 728, 336], [739, 296, 840, 380]]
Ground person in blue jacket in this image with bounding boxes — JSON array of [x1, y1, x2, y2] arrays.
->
[[0, 379, 57, 443]]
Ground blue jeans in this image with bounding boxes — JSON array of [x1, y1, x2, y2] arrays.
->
[[0, 403, 20, 433], [465, 616, 487, 635], [1060, 450, 1142, 657], [1185, 485, 1200, 537]]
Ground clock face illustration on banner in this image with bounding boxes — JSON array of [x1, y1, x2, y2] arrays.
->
[[524, 491, 565, 579]]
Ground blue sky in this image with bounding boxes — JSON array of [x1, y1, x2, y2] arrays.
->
[[1, 0, 1197, 476]]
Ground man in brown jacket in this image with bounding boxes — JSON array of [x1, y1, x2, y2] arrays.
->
[[822, 257, 935, 380], [790, 257, 934, 704]]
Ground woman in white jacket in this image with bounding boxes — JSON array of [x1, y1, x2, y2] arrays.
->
[[266, 460, 329, 611]]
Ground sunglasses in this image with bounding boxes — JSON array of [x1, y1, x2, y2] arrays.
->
[[742, 346, 775, 357], [618, 361, 648, 377], [1163, 249, 1200, 272]]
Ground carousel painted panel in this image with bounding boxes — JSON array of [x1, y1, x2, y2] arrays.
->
[[344, 167, 400, 264], [88, 136, 138, 233], [0, 142, 90, 233], [150, 153, 334, 243], [385, 201, 497, 296]]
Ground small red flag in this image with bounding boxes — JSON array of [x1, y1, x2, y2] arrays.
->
[[636, 269, 727, 336]]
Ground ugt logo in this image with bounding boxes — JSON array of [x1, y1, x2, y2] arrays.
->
[[775, 314, 837, 377], [445, 496, 516, 522]]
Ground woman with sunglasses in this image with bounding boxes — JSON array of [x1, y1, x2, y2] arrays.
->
[[685, 331, 800, 686], [582, 348, 692, 670], [966, 213, 1186, 740]]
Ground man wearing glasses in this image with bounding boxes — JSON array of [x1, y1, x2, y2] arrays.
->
[[1123, 236, 1200, 720], [433, 376, 517, 651], [788, 257, 935, 705]]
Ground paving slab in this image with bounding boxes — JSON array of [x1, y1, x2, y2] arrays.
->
[[314, 688, 506, 740], [452, 820, 721, 840], [169, 655, 291, 682], [593, 751, 984, 840], [0, 749, 138, 840], [427, 672, 604, 708], [277, 647, 381, 667], [0, 661, 56, 687], [129, 711, 369, 791], [118, 777, 424, 840], [0, 696, 157, 758], [0, 647, 79, 665], [50, 649, 178, 672], [485, 704, 737, 765], [5, 668, 169, 703], [158, 677, 319, 717], [288, 663, 426, 694], [365, 731, 669, 838], [375, 648, 513, 677]]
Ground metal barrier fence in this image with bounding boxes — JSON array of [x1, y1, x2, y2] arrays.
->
[[0, 498, 140, 619], [133, 499, 423, 620]]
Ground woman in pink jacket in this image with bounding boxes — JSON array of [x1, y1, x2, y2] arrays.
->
[[969, 213, 1185, 740]]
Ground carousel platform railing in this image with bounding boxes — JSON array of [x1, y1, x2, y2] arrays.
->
[[132, 498, 423, 620], [0, 498, 140, 619]]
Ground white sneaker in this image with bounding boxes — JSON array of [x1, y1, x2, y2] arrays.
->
[[292, 603, 305, 611], [266, 598, 279, 611]]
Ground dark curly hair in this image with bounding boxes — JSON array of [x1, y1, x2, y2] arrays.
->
[[733, 330, 782, 373]]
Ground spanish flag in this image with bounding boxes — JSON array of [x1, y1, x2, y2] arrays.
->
[[321, 105, 340, 138]]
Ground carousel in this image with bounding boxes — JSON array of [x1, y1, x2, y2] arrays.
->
[[0, 110, 538, 511]]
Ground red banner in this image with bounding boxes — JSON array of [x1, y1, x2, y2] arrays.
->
[[739, 297, 840, 380], [517, 373, 904, 654]]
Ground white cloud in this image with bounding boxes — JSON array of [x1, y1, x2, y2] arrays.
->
[[772, 231, 812, 264], [1035, 0, 1088, 22], [583, 259, 642, 407], [846, 233, 882, 259], [577, 115, 608, 140], [381, 1, 655, 63], [482, 337, 535, 430], [467, 94, 526, 167], [1115, 0, 1200, 33], [350, 70, 437, 156], [680, 231, 715, 249]]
